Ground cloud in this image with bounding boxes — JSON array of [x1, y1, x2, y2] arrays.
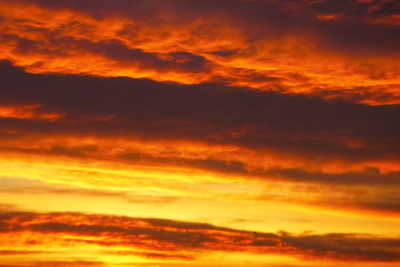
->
[[281, 232, 400, 261], [0, 0, 399, 104], [0, 61, 398, 216], [0, 1, 398, 266], [264, 167, 400, 186], [5, 0, 399, 55], [0, 211, 399, 263], [0, 61, 398, 164]]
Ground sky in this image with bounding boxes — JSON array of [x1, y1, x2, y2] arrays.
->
[[0, 0, 399, 266]]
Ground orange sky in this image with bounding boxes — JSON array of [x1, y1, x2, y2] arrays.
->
[[0, 0, 399, 266]]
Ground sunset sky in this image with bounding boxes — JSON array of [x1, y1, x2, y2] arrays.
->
[[0, 0, 399, 266]]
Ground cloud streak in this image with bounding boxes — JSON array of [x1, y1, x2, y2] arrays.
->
[[0, 211, 399, 264], [0, 61, 398, 164]]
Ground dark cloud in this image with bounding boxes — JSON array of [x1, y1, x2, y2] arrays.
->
[[302, 0, 400, 18], [121, 152, 400, 187], [1, 211, 400, 262], [354, 197, 400, 213], [309, 18, 400, 55], [265, 168, 400, 186], [0, 61, 398, 163], [281, 232, 400, 262], [314, 86, 400, 104]]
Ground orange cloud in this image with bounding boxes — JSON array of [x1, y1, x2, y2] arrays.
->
[[0, 0, 398, 105], [0, 61, 398, 217], [0, 211, 399, 265], [0, 1, 399, 266], [0, 104, 63, 121]]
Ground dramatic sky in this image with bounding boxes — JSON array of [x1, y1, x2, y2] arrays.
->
[[0, 0, 399, 266]]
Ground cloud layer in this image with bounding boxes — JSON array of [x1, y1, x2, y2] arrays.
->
[[0, 0, 399, 104], [0, 1, 399, 266], [1, 211, 399, 265]]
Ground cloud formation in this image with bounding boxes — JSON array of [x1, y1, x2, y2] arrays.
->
[[0, 1, 399, 266], [0, 61, 398, 216], [0, 61, 398, 164], [0, 0, 398, 104], [0, 211, 399, 264]]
